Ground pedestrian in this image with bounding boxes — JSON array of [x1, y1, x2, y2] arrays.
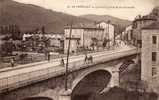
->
[[84, 54, 88, 63], [48, 52, 50, 61], [45, 51, 47, 60], [61, 58, 65, 67], [10, 57, 15, 67], [90, 55, 93, 63]]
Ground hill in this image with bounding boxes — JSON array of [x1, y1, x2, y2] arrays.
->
[[0, 0, 93, 33], [0, 0, 131, 34], [80, 14, 131, 27], [80, 14, 131, 33]]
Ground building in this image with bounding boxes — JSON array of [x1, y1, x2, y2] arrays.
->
[[141, 21, 159, 93], [45, 33, 64, 48], [132, 15, 157, 46], [64, 25, 104, 54], [96, 21, 115, 45]]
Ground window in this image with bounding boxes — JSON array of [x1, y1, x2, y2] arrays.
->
[[152, 52, 157, 62], [152, 67, 157, 76], [152, 36, 157, 44]]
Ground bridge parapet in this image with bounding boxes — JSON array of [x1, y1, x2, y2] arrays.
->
[[0, 48, 138, 94]]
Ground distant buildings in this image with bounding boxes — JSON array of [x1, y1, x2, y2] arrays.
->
[[141, 21, 159, 93], [47, 33, 64, 48], [23, 32, 64, 49], [64, 24, 104, 53], [64, 21, 115, 54]]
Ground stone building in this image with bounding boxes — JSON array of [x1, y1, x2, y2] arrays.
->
[[96, 21, 115, 45], [141, 21, 159, 93], [132, 15, 157, 46], [64, 25, 104, 54]]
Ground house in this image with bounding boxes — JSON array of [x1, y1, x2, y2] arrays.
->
[[64, 24, 104, 54], [96, 21, 115, 45], [46, 33, 64, 48], [132, 15, 157, 46], [141, 21, 159, 93]]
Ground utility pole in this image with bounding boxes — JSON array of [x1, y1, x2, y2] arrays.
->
[[107, 20, 110, 48], [113, 25, 116, 46], [65, 21, 73, 91]]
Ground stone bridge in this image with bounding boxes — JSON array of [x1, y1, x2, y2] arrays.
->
[[0, 48, 138, 100]]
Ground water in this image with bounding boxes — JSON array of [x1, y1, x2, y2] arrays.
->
[[22, 97, 53, 100]]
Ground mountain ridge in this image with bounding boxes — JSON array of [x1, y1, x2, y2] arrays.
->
[[0, 0, 131, 34]]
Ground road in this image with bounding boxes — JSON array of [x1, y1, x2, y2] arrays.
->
[[0, 44, 137, 91]]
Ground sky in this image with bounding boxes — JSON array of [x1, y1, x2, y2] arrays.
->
[[13, 0, 159, 21]]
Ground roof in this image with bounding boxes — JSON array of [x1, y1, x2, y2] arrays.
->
[[142, 21, 159, 30], [95, 20, 115, 26], [133, 15, 157, 22], [65, 23, 104, 30]]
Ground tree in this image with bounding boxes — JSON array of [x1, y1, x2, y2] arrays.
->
[[1, 40, 14, 56], [11, 24, 22, 40], [151, 7, 159, 17], [41, 26, 45, 34]]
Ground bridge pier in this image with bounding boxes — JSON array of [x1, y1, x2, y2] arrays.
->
[[100, 69, 120, 93], [107, 69, 119, 88], [112, 70, 120, 87], [59, 89, 72, 100]]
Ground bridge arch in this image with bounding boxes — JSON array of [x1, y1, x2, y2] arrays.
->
[[71, 67, 113, 90], [71, 68, 112, 100]]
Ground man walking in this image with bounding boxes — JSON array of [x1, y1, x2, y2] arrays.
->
[[61, 57, 65, 67], [10, 57, 15, 67], [48, 52, 50, 61], [84, 54, 88, 63]]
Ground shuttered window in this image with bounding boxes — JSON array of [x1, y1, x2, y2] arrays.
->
[[152, 67, 157, 76], [152, 36, 157, 44], [152, 52, 157, 62]]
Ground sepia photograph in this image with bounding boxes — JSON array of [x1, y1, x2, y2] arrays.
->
[[0, 0, 159, 100]]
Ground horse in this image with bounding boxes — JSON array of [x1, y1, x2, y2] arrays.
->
[[84, 55, 93, 63]]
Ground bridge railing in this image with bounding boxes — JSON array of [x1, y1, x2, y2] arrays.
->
[[0, 59, 87, 93], [0, 65, 65, 93]]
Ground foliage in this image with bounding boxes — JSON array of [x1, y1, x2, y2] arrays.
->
[[0, 24, 22, 40], [151, 7, 159, 17], [1, 41, 14, 56]]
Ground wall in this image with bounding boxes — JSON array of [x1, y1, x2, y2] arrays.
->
[[84, 28, 104, 49], [96, 22, 115, 41], [64, 28, 104, 53], [141, 29, 159, 93], [64, 28, 84, 54]]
